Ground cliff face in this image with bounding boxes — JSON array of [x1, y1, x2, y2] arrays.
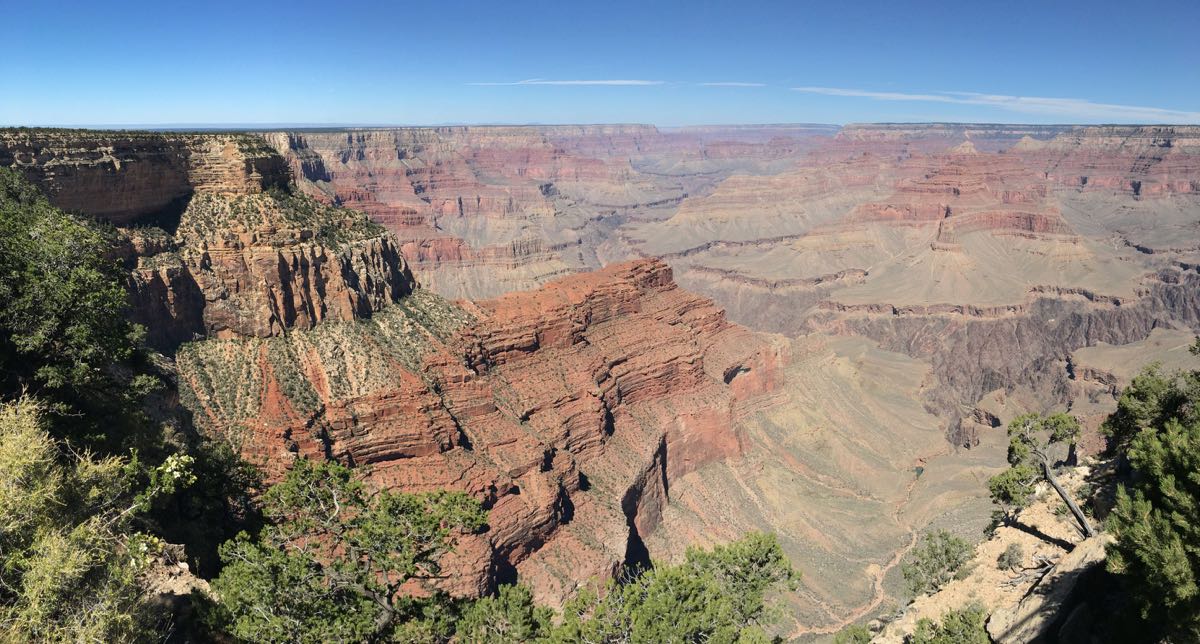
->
[[4, 124, 1198, 630], [259, 126, 831, 299], [0, 130, 416, 351], [0, 130, 289, 225], [175, 259, 786, 603]]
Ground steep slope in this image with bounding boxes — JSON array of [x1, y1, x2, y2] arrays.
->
[[3, 124, 1199, 632], [176, 258, 788, 603]]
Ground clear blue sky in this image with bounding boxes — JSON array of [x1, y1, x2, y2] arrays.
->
[[3, 0, 1198, 126]]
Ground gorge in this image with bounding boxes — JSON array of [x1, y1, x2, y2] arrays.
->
[[2, 122, 1198, 636]]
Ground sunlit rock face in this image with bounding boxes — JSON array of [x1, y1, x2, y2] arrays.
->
[[3, 123, 1199, 632]]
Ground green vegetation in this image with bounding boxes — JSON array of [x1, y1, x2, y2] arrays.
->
[[209, 458, 486, 642], [0, 168, 260, 638], [996, 542, 1024, 572], [987, 413, 1094, 537], [1106, 364, 1200, 642], [553, 532, 798, 643], [834, 623, 873, 643], [906, 603, 988, 644], [1101, 362, 1200, 455], [901, 530, 973, 597], [176, 188, 384, 251], [454, 585, 553, 643], [0, 167, 149, 447], [209, 458, 800, 643], [0, 397, 193, 641]]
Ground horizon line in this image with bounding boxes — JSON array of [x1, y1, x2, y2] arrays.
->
[[2, 120, 1196, 132]]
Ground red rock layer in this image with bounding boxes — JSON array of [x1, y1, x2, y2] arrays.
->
[[842, 150, 1076, 243], [178, 259, 786, 603], [1013, 125, 1200, 197]]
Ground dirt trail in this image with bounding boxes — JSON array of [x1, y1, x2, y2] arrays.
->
[[788, 445, 951, 639]]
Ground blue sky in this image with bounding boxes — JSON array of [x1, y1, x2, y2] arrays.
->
[[2, 0, 1197, 126]]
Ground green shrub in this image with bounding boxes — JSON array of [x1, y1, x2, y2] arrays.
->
[[901, 530, 974, 596], [209, 458, 486, 643], [835, 623, 873, 644], [907, 602, 988, 644], [552, 532, 799, 643], [0, 397, 194, 641], [996, 542, 1024, 572], [1107, 415, 1200, 641]]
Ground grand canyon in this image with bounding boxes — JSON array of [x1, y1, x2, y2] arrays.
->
[[3, 121, 1198, 639]]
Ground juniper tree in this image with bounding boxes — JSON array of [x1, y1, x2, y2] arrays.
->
[[1107, 406, 1200, 640], [551, 532, 799, 643], [0, 397, 194, 642], [988, 413, 1094, 537], [901, 530, 973, 596], [209, 458, 487, 643]]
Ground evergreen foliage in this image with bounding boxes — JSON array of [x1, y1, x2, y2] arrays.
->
[[0, 167, 150, 448], [906, 603, 988, 644], [209, 459, 799, 643], [209, 458, 487, 643], [834, 623, 873, 644], [1101, 363, 1200, 454], [0, 397, 193, 641], [901, 530, 973, 597], [552, 532, 799, 643], [987, 413, 1093, 537], [1106, 365, 1200, 642]]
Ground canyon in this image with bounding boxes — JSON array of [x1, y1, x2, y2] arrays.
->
[[3, 122, 1198, 635]]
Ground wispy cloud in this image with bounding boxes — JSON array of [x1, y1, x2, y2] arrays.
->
[[699, 82, 766, 87], [468, 78, 664, 86], [792, 86, 1200, 122]]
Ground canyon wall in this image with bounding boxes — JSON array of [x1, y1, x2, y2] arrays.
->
[[175, 258, 787, 603], [0, 130, 289, 225], [4, 123, 1199, 631], [259, 125, 834, 298]]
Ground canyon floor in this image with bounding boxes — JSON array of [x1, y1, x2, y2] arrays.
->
[[3, 122, 1198, 637]]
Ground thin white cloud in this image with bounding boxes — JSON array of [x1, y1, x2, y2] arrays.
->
[[468, 78, 664, 86], [699, 82, 766, 87], [791, 86, 1200, 122]]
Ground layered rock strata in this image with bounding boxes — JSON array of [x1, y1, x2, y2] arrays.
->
[[0, 130, 288, 225], [176, 259, 786, 602]]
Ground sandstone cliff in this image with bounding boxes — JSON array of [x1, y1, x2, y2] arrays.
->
[[0, 129, 416, 351], [175, 259, 786, 603], [0, 129, 289, 225]]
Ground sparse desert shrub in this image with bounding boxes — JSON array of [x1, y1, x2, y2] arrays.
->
[[835, 623, 874, 644], [901, 530, 974, 597], [0, 397, 195, 642], [996, 542, 1024, 572], [906, 602, 988, 644]]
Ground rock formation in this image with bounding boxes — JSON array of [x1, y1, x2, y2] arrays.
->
[[176, 259, 787, 603], [2, 123, 1199, 631]]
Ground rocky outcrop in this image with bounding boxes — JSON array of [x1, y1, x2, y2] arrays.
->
[[175, 259, 786, 603], [809, 267, 1200, 444], [1014, 125, 1200, 197], [0, 130, 288, 225], [0, 130, 416, 351], [987, 536, 1113, 644]]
